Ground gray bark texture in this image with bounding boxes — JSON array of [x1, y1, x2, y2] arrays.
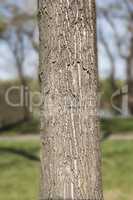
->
[[38, 0, 103, 199]]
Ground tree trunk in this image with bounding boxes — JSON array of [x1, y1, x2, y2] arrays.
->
[[38, 0, 103, 199], [127, 35, 133, 115], [99, 29, 117, 93], [15, 31, 30, 121]]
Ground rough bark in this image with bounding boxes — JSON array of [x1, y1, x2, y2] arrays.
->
[[38, 0, 103, 199]]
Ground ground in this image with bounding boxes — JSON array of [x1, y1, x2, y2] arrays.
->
[[0, 140, 39, 200], [103, 140, 133, 200], [0, 139, 133, 200]]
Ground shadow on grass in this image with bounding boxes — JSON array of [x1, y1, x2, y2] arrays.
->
[[0, 147, 40, 161]]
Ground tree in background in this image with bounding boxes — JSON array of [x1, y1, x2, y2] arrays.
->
[[0, 1, 38, 120], [98, 0, 133, 115], [39, 0, 103, 199], [125, 1, 133, 114]]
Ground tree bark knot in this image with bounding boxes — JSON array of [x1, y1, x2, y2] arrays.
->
[[37, 6, 52, 19]]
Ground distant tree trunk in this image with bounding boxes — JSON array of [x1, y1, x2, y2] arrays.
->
[[39, 0, 103, 199], [99, 29, 117, 93], [15, 31, 30, 121], [127, 35, 133, 115]]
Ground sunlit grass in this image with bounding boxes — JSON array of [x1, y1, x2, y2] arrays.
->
[[0, 140, 133, 200], [0, 141, 40, 200], [103, 140, 133, 199]]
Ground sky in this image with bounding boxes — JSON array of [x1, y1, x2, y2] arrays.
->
[[0, 0, 38, 80], [97, 17, 127, 80], [0, 0, 128, 80]]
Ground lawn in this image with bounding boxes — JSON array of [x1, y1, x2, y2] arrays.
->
[[101, 117, 133, 134], [102, 140, 133, 200], [0, 141, 39, 200], [0, 140, 133, 200]]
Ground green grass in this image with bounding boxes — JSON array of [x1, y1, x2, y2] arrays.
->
[[10, 119, 40, 134], [101, 117, 133, 133], [0, 118, 40, 135], [0, 140, 133, 199], [0, 141, 40, 200], [102, 140, 133, 200]]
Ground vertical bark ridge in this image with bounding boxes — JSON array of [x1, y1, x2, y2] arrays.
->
[[39, 0, 103, 199]]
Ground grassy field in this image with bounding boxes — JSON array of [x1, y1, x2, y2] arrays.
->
[[0, 140, 133, 200], [101, 118, 133, 133], [103, 141, 133, 200], [0, 141, 39, 200]]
